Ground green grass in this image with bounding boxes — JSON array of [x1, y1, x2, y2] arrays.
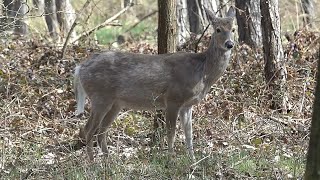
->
[[95, 20, 157, 45]]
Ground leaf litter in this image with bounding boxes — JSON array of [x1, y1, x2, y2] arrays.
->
[[0, 29, 319, 178]]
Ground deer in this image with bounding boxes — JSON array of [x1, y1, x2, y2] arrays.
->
[[74, 6, 236, 161]]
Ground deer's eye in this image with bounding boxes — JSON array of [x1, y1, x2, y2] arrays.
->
[[216, 28, 221, 33]]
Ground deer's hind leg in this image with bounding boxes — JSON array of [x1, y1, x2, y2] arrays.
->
[[97, 103, 121, 154], [83, 98, 114, 160]]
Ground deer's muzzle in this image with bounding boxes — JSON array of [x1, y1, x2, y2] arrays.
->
[[225, 40, 234, 49]]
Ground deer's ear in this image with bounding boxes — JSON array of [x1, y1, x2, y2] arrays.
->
[[204, 7, 216, 24], [226, 6, 236, 18]]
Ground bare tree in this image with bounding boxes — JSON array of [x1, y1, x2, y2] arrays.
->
[[33, 0, 44, 12], [55, 0, 75, 39], [0, 0, 28, 35], [13, 0, 28, 35], [235, 0, 262, 48], [301, 0, 314, 28], [186, 0, 229, 34], [0, 0, 14, 32], [260, 0, 288, 112], [304, 50, 320, 180], [155, 0, 177, 141], [121, 0, 133, 8], [44, 0, 59, 39], [187, 0, 202, 34], [158, 0, 177, 54], [177, 0, 189, 46]]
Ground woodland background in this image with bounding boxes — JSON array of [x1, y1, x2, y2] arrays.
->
[[0, 0, 320, 179]]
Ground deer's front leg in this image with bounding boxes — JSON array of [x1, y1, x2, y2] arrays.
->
[[179, 106, 195, 161], [165, 104, 180, 155]]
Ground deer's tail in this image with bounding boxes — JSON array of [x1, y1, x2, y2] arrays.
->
[[74, 65, 87, 115]]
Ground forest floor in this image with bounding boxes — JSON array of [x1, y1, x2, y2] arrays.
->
[[0, 29, 319, 179]]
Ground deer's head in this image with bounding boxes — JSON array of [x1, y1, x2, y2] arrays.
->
[[205, 6, 236, 51]]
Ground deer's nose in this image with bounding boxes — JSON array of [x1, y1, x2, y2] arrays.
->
[[225, 40, 234, 49]]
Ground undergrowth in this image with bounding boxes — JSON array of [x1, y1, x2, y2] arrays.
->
[[0, 29, 319, 179]]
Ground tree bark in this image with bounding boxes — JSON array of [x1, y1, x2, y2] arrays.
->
[[187, 0, 202, 34], [158, 0, 177, 54], [3, 0, 14, 18], [55, 0, 76, 39], [235, 0, 262, 48], [188, 0, 222, 34], [0, 0, 14, 32], [155, 0, 177, 140], [44, 0, 59, 39], [13, 0, 28, 35], [301, 0, 314, 29], [217, 0, 229, 17], [304, 49, 320, 180], [260, 0, 288, 112], [177, 0, 189, 45], [33, 0, 44, 12]]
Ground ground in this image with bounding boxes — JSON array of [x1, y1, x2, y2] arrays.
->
[[1, 0, 320, 179]]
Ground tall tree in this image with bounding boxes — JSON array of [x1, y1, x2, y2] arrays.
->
[[0, 0, 13, 32], [55, 0, 76, 39], [304, 49, 320, 180], [0, 0, 28, 35], [260, 0, 288, 112], [44, 0, 59, 39], [155, 0, 177, 142], [235, 0, 262, 48], [187, 0, 202, 34], [158, 0, 177, 54], [301, 0, 314, 29], [177, 0, 189, 46], [13, 0, 28, 35], [33, 0, 44, 12]]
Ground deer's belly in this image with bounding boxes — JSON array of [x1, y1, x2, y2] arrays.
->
[[118, 93, 166, 110]]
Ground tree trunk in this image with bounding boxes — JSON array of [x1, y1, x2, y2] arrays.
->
[[177, 0, 189, 45], [0, 0, 14, 32], [55, 0, 76, 39], [13, 0, 28, 35], [155, 0, 177, 142], [235, 0, 262, 48], [55, 0, 66, 32], [44, 0, 59, 39], [3, 0, 14, 18], [33, 0, 44, 12], [301, 0, 314, 29], [187, 0, 202, 34], [122, 0, 132, 8], [187, 0, 222, 34], [260, 0, 288, 112], [304, 49, 320, 180], [217, 0, 229, 17], [158, 0, 177, 54]]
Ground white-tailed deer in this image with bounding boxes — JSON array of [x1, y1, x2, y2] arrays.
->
[[74, 6, 235, 161]]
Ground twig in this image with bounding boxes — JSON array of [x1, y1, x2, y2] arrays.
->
[[61, 0, 92, 58], [269, 116, 289, 126], [190, 154, 210, 168], [70, 5, 131, 44], [21, 169, 33, 180], [194, 24, 209, 53]]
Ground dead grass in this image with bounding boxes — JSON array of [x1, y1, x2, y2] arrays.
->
[[0, 28, 319, 179], [1, 0, 320, 179]]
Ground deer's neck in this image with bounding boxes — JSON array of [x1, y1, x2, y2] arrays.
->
[[203, 40, 231, 85]]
